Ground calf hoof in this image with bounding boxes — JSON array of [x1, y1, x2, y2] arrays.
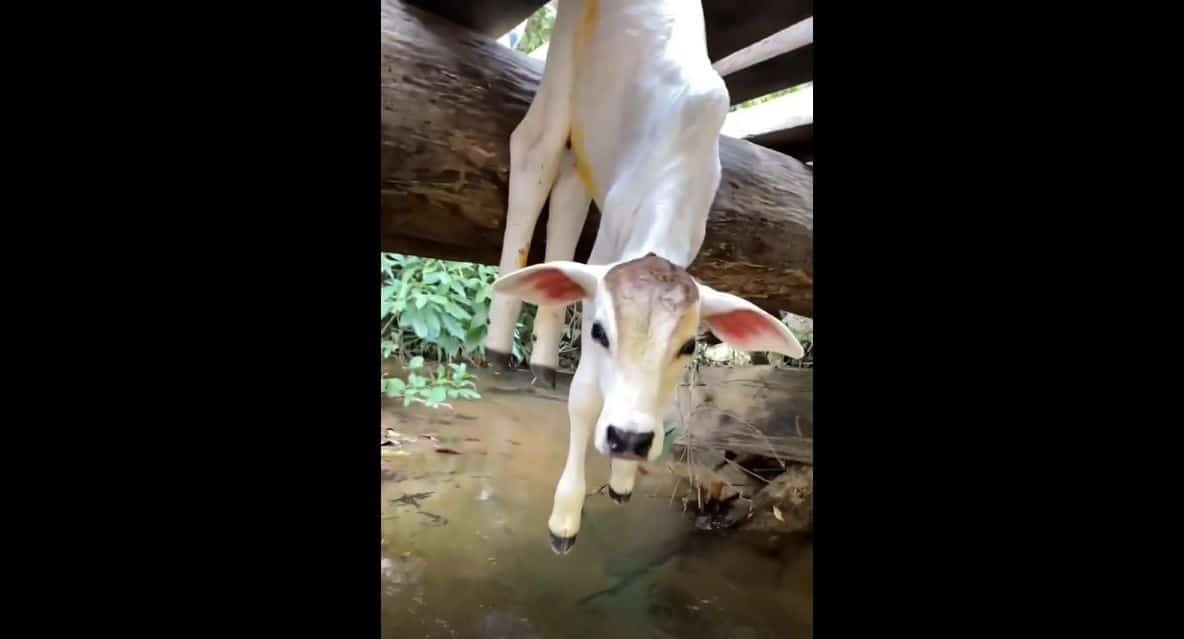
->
[[529, 363, 558, 389], [486, 349, 514, 374], [607, 486, 631, 504], [549, 531, 577, 555]]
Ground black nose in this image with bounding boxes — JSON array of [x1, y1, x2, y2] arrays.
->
[[605, 426, 654, 458]]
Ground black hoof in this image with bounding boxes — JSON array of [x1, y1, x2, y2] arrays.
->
[[486, 349, 513, 373], [549, 531, 577, 555], [608, 486, 632, 504], [530, 363, 558, 389]]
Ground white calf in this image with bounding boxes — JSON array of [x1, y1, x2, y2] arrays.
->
[[486, 0, 804, 554]]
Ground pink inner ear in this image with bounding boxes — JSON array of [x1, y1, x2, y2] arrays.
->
[[525, 269, 586, 303], [707, 310, 775, 342]]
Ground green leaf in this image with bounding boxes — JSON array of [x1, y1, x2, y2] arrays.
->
[[408, 356, 425, 370], [438, 335, 460, 356], [412, 314, 429, 338], [427, 387, 447, 404], [469, 307, 489, 330], [443, 301, 471, 320], [458, 389, 481, 399], [463, 330, 485, 354], [424, 312, 441, 339], [441, 314, 465, 339], [415, 295, 428, 309]]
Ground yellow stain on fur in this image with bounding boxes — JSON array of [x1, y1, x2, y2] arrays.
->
[[569, 127, 597, 195], [576, 0, 598, 54], [570, 0, 600, 196], [517, 247, 530, 268]]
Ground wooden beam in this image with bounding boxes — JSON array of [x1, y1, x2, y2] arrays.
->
[[713, 18, 813, 78], [723, 84, 812, 139], [382, 0, 813, 318], [703, 0, 814, 62], [725, 44, 813, 106], [724, 85, 812, 162]]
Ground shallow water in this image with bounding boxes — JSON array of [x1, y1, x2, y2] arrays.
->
[[381, 369, 811, 638]]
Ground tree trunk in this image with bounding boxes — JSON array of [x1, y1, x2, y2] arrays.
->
[[382, 0, 813, 317]]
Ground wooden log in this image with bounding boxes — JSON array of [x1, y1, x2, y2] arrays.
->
[[382, 0, 813, 317], [671, 365, 813, 465]]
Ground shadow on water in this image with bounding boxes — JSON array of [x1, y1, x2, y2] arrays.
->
[[381, 368, 811, 638]]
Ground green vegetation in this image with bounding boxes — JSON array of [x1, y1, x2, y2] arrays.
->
[[382, 356, 480, 408], [515, 2, 556, 55], [380, 252, 583, 404]]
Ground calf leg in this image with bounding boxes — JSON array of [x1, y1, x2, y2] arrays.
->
[[548, 355, 601, 554], [529, 149, 591, 387], [484, 3, 580, 370], [483, 123, 568, 369]]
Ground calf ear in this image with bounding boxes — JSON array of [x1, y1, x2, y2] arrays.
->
[[697, 284, 805, 359], [493, 261, 605, 306]]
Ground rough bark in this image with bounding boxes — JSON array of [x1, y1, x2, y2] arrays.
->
[[382, 0, 813, 317], [671, 365, 813, 465]]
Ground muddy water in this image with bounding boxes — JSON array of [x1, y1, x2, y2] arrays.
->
[[381, 370, 811, 639]]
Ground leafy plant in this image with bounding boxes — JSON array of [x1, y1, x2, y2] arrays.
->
[[382, 252, 582, 371], [382, 357, 481, 408], [381, 254, 497, 364]]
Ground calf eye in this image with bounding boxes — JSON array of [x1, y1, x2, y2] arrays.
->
[[591, 322, 609, 348], [678, 338, 696, 357]]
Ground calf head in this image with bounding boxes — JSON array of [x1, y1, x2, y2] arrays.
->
[[494, 253, 804, 461]]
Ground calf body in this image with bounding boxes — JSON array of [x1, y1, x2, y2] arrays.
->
[[487, 0, 804, 554]]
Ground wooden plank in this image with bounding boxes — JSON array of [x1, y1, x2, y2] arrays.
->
[[722, 83, 812, 139], [703, 0, 814, 62], [382, 0, 814, 318], [725, 44, 814, 105], [713, 18, 813, 78]]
